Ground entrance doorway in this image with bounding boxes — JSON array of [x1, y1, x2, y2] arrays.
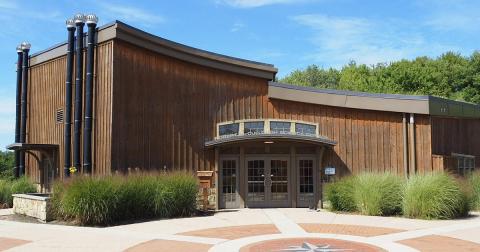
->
[[245, 156, 290, 208], [219, 157, 240, 209], [215, 143, 329, 209]]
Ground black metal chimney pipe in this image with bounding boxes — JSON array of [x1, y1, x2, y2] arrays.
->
[[64, 18, 76, 177], [19, 41, 31, 176], [14, 45, 23, 178], [73, 14, 85, 172], [83, 14, 98, 174]]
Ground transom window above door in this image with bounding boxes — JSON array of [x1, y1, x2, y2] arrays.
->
[[270, 121, 291, 134], [219, 123, 239, 138], [244, 121, 265, 135], [216, 119, 318, 139]]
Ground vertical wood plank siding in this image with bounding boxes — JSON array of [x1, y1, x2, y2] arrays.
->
[[431, 116, 480, 170], [26, 41, 113, 181], [110, 40, 436, 175]]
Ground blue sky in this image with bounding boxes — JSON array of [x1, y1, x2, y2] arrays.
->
[[1, 0, 480, 150]]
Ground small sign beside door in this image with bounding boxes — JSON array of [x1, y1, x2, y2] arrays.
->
[[325, 167, 335, 175]]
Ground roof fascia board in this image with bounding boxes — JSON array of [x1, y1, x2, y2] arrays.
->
[[29, 22, 117, 66], [28, 21, 277, 79], [268, 82, 430, 114], [114, 22, 277, 79]]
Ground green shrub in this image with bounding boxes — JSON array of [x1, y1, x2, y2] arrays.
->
[[55, 172, 198, 226], [325, 176, 357, 212], [0, 177, 36, 207], [354, 173, 403, 216], [468, 172, 480, 210], [403, 173, 470, 219]]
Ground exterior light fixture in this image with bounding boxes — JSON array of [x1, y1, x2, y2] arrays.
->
[[264, 141, 274, 144]]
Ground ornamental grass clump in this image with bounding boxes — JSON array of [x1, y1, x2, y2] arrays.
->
[[0, 179, 12, 207], [154, 173, 198, 218], [403, 173, 470, 219], [354, 173, 403, 216], [325, 176, 357, 212], [54, 172, 198, 226], [60, 176, 120, 225], [469, 171, 480, 210], [0, 177, 36, 207]]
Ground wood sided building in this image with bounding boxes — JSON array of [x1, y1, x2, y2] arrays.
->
[[9, 20, 480, 209]]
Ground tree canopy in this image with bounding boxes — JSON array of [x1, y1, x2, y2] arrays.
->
[[280, 52, 480, 104]]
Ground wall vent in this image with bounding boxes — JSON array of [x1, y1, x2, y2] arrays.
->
[[56, 108, 64, 124]]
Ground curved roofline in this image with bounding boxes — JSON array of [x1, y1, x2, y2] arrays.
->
[[28, 20, 278, 80], [205, 133, 336, 148]]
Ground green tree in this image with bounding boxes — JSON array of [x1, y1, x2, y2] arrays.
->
[[281, 65, 340, 89], [280, 51, 480, 104], [0, 151, 14, 180]]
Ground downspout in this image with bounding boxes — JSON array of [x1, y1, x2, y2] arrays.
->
[[402, 113, 409, 179], [409, 114, 416, 175], [19, 41, 31, 176], [64, 18, 76, 177], [83, 14, 98, 174], [73, 14, 85, 172], [14, 45, 23, 178]]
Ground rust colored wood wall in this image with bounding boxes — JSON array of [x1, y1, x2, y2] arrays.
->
[[431, 116, 480, 169], [26, 41, 114, 182], [111, 40, 437, 176]]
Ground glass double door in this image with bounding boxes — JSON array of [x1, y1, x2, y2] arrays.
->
[[246, 156, 290, 208]]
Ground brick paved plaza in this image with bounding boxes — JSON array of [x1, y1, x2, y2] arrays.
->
[[1, 208, 480, 251]]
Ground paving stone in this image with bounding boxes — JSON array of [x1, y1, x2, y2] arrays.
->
[[398, 235, 480, 252], [125, 239, 211, 252]]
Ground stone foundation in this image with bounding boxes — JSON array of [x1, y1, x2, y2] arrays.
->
[[197, 187, 217, 210], [12, 194, 53, 222]]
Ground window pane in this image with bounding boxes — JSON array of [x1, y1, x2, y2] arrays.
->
[[270, 121, 291, 134], [219, 123, 239, 137], [295, 123, 316, 136], [244, 121, 265, 135]]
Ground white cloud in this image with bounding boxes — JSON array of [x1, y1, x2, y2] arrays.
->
[[218, 0, 312, 8], [99, 3, 165, 25], [291, 14, 458, 67], [230, 21, 245, 32], [0, 0, 17, 10]]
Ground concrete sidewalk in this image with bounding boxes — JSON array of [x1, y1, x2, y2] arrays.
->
[[0, 208, 479, 251]]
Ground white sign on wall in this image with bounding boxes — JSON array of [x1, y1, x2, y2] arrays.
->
[[325, 167, 336, 175]]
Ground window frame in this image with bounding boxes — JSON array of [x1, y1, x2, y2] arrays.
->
[[295, 123, 317, 136], [218, 123, 240, 138], [270, 121, 292, 134], [244, 121, 265, 135], [452, 153, 475, 175]]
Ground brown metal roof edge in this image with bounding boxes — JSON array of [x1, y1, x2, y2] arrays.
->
[[204, 133, 337, 148], [114, 21, 277, 79], [268, 82, 480, 118], [29, 21, 117, 66], [6, 143, 59, 151], [28, 20, 278, 79]]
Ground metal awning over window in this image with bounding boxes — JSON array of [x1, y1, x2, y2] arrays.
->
[[205, 133, 336, 148]]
